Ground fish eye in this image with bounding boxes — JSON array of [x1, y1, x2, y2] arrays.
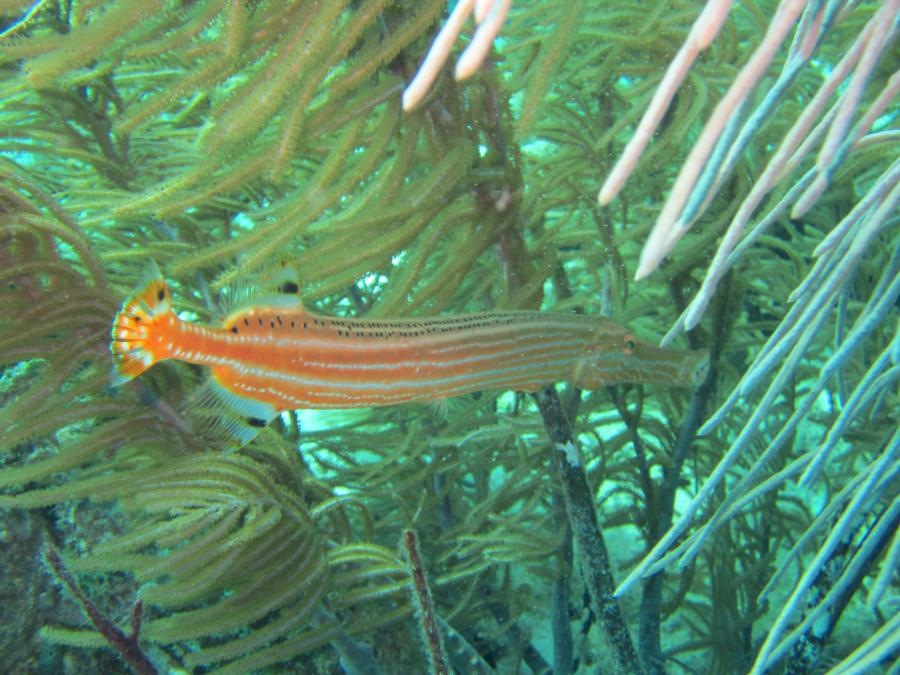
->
[[623, 334, 636, 354]]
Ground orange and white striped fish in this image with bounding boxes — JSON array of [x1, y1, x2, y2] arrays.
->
[[110, 263, 709, 447]]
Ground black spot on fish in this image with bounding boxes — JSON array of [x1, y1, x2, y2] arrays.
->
[[157, 288, 165, 301], [247, 417, 267, 428], [244, 318, 250, 326], [278, 282, 299, 294], [230, 326, 238, 334]]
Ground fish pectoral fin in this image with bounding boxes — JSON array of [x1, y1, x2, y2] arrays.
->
[[571, 354, 591, 389], [427, 396, 450, 419], [183, 377, 279, 450]]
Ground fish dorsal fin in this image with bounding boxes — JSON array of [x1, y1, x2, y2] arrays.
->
[[183, 377, 279, 450], [219, 260, 303, 327]]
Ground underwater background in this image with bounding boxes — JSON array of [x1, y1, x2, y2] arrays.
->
[[0, 1, 897, 673]]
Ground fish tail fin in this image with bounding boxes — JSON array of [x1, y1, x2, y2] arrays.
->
[[109, 261, 173, 386]]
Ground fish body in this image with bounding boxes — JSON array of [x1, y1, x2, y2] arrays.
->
[[110, 264, 709, 446]]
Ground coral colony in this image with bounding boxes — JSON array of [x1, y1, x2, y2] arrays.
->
[[0, 1, 896, 673]]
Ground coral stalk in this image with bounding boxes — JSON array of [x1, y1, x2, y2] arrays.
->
[[533, 386, 642, 674], [45, 545, 157, 675], [403, 529, 449, 675]]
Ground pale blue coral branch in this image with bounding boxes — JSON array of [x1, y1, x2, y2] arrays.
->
[[683, 193, 900, 567], [668, 301, 832, 570], [738, 179, 900, 398], [800, 273, 900, 485], [676, 400, 824, 566], [792, 160, 900, 309], [792, 3, 900, 217], [617, 293, 834, 591], [655, 242, 897, 575], [765, 482, 900, 666], [811, 157, 900, 260], [678, 0, 836, 234], [868, 363, 898, 421], [853, 227, 900, 321], [698, 232, 835, 435], [868, 517, 900, 611], [0, 0, 50, 39], [666, 166, 816, 344], [626, 359, 806, 581], [675, 95, 750, 231], [694, 169, 821, 426], [803, 362, 900, 486], [739, 276, 844, 398], [834, 286, 849, 404], [670, 13, 895, 341], [757, 459, 871, 600], [675, 401, 822, 566], [827, 611, 900, 674], [800, 275, 900, 485], [784, 0, 839, 63], [750, 432, 900, 674], [893, 317, 900, 364], [642, 451, 815, 578]]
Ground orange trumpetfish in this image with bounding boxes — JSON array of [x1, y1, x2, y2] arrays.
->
[[110, 263, 709, 447]]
